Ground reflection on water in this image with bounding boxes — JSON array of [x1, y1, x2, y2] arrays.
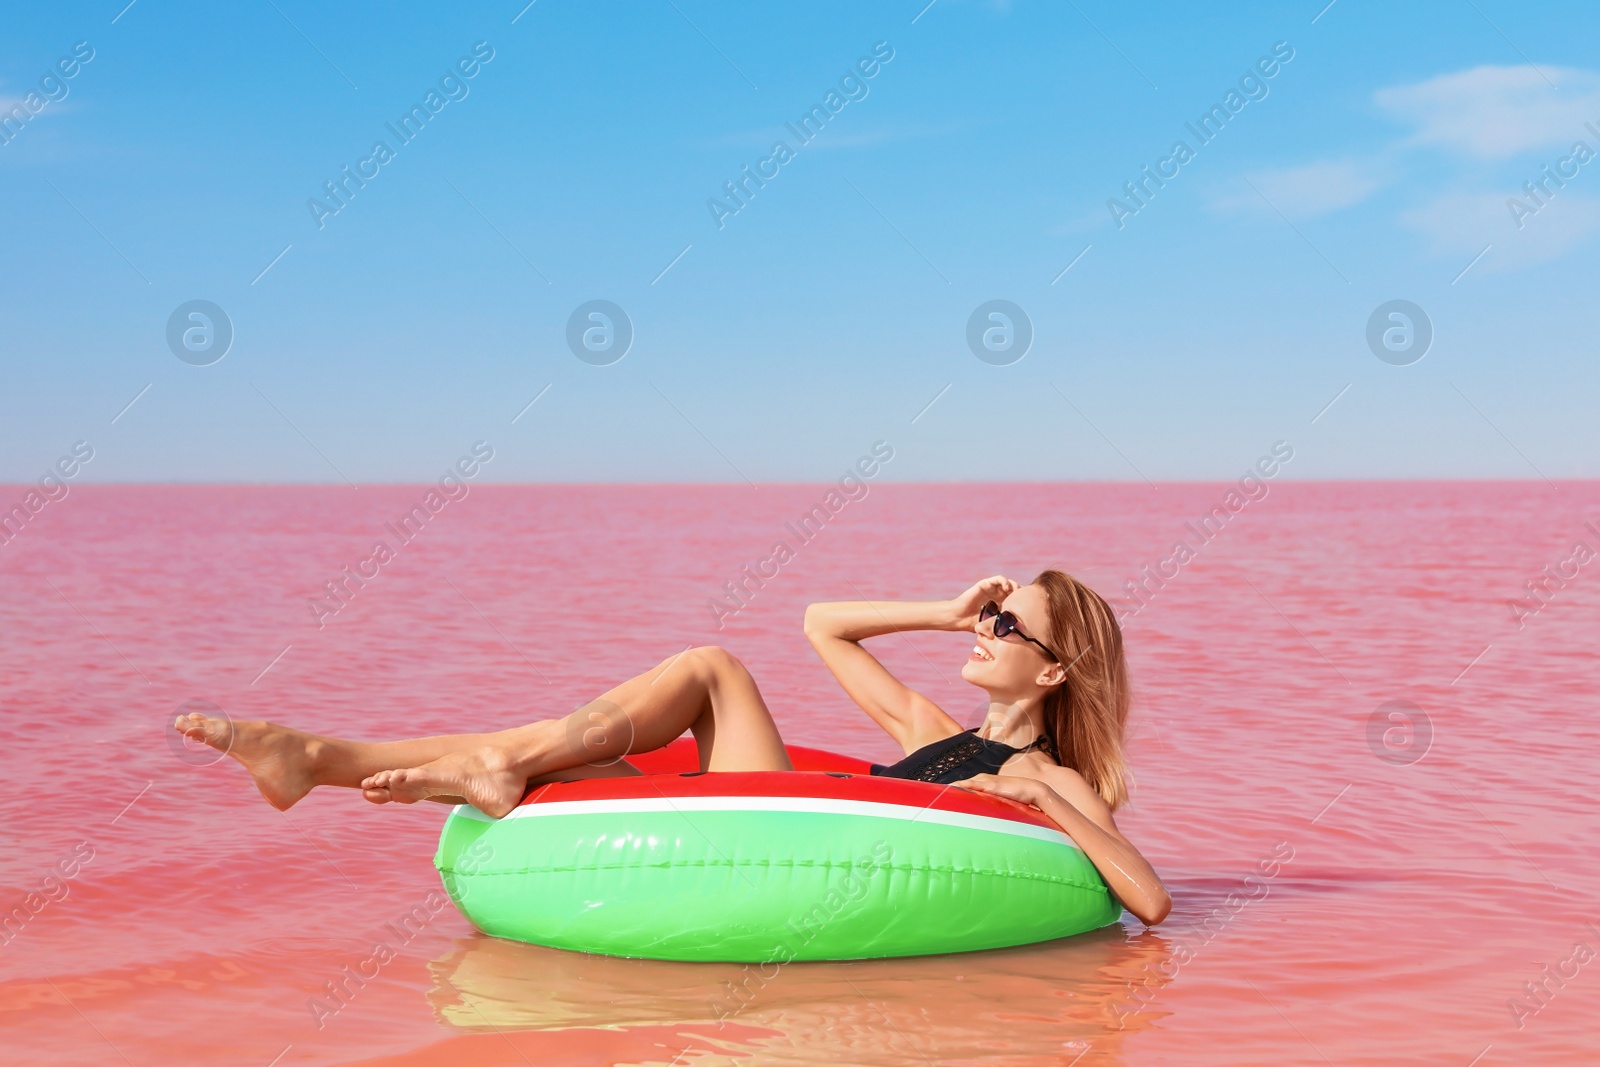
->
[[426, 925, 1173, 1065]]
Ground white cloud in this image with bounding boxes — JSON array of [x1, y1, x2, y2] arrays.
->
[[1399, 188, 1600, 272], [1375, 64, 1600, 160], [1068, 63, 1600, 269], [1210, 159, 1386, 217]]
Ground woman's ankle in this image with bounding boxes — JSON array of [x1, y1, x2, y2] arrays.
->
[[300, 734, 329, 784]]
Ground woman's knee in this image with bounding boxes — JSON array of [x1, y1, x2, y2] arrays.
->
[[684, 645, 749, 685]]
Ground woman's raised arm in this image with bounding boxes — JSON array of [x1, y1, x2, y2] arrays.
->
[[803, 576, 1019, 751]]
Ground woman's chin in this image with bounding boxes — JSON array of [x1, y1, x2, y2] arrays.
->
[[960, 661, 1019, 700]]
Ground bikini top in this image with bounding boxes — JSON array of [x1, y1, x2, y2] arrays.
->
[[868, 728, 1054, 785]]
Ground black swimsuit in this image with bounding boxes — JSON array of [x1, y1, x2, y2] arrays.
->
[[869, 728, 1053, 785]]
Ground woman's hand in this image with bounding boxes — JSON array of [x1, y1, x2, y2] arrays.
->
[[952, 772, 1047, 807], [947, 575, 1020, 631]]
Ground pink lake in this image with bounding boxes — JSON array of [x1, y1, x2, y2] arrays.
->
[[1, 481, 1596, 1066]]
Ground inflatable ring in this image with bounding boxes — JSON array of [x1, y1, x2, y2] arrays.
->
[[434, 738, 1123, 961]]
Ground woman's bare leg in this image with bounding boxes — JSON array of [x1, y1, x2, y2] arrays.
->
[[171, 708, 566, 811], [172, 645, 789, 814], [362, 645, 792, 816]]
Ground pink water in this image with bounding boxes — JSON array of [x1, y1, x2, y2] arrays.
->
[[2, 482, 1597, 1066]]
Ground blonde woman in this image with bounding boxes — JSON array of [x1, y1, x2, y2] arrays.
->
[[175, 571, 1171, 925]]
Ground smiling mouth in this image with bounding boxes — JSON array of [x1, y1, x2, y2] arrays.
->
[[970, 644, 994, 662]]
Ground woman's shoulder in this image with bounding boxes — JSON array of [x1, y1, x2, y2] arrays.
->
[[1044, 761, 1092, 795]]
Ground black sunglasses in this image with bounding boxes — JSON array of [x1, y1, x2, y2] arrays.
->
[[978, 601, 1058, 662]]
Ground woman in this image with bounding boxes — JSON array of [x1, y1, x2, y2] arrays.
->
[[175, 571, 1171, 926]]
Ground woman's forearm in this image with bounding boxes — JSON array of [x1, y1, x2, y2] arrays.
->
[[1034, 788, 1171, 926], [802, 599, 965, 642]]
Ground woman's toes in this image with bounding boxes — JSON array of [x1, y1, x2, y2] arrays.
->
[[363, 787, 391, 804]]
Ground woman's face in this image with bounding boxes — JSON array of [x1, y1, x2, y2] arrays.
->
[[960, 583, 1062, 697]]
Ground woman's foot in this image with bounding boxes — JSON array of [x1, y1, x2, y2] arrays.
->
[[172, 713, 319, 811], [361, 747, 527, 819]]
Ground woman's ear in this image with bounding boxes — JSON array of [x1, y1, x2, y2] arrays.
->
[[1037, 662, 1067, 688]]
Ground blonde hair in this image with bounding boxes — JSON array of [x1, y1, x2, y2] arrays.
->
[[1032, 569, 1132, 810]]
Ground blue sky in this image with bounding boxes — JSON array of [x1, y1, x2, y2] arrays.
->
[[1, 0, 1596, 482]]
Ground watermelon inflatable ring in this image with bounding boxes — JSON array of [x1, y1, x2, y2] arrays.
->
[[434, 738, 1123, 962]]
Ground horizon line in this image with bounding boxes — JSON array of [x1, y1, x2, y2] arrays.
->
[[3, 476, 1594, 488]]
